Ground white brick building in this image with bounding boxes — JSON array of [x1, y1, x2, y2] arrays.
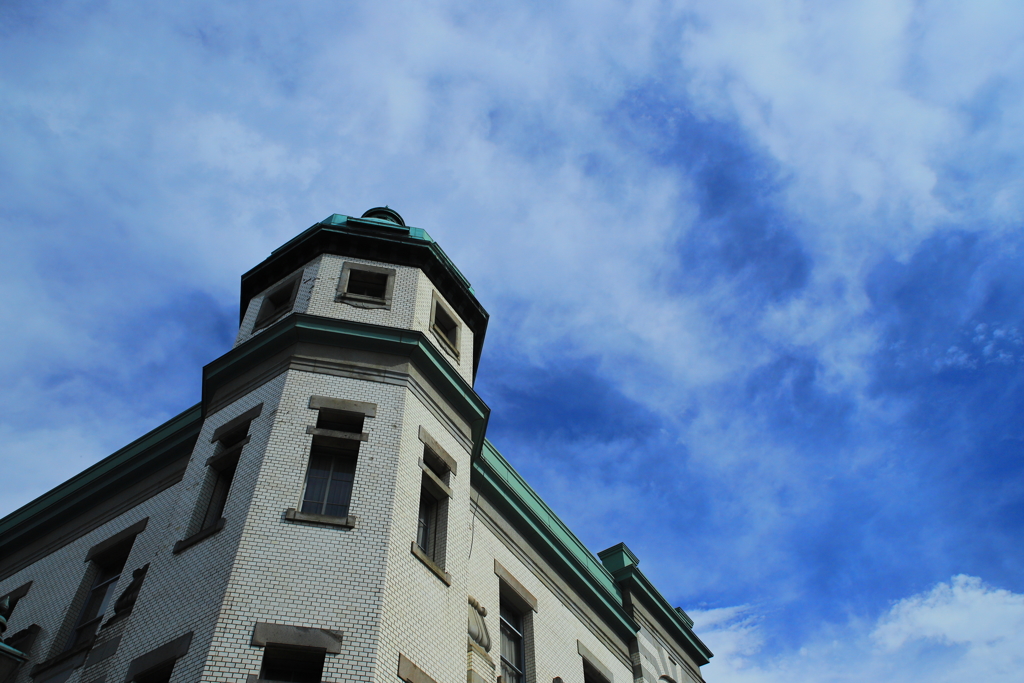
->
[[0, 208, 712, 683]]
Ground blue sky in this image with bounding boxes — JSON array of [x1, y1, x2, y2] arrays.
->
[[3, 1, 1024, 680]]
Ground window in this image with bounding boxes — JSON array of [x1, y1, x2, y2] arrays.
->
[[499, 602, 526, 683], [175, 407, 259, 553], [336, 262, 395, 309], [65, 534, 138, 651], [583, 660, 611, 683], [430, 296, 460, 355], [347, 269, 387, 298], [300, 409, 364, 519], [301, 441, 357, 517], [415, 447, 451, 566], [134, 661, 175, 683], [260, 645, 326, 683], [254, 277, 300, 330]]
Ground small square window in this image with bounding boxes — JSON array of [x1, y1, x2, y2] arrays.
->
[[254, 277, 300, 331], [336, 263, 395, 309], [347, 269, 388, 299], [260, 645, 326, 683]]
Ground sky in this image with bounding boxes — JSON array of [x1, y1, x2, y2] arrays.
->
[[2, 1, 1023, 680]]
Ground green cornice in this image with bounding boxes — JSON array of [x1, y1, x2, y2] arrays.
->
[[472, 440, 639, 641], [0, 404, 201, 560], [608, 563, 713, 665], [203, 313, 490, 459], [240, 214, 489, 378]]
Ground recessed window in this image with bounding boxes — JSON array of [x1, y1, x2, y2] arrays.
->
[[134, 661, 176, 683], [316, 408, 364, 435], [347, 269, 388, 299], [260, 645, 326, 683], [66, 533, 138, 651], [430, 295, 460, 357], [301, 441, 358, 518], [254, 277, 300, 331], [583, 660, 612, 683], [414, 441, 453, 572], [499, 601, 526, 683], [336, 263, 395, 309]]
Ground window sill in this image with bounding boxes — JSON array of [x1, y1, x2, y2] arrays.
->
[[430, 326, 460, 361], [336, 293, 391, 310], [29, 640, 92, 679], [172, 518, 226, 554], [284, 508, 357, 529], [410, 541, 451, 585]]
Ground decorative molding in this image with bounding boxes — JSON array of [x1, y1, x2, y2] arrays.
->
[[467, 596, 491, 652]]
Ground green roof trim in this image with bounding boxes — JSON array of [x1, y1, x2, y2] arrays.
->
[[203, 313, 490, 459], [0, 404, 202, 557], [472, 440, 638, 640], [607, 563, 713, 664]]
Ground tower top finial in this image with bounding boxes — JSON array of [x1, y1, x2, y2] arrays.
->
[[361, 206, 405, 226]]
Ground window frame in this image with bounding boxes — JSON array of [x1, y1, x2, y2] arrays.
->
[[429, 292, 461, 359], [499, 601, 526, 683], [336, 262, 396, 310], [253, 276, 301, 331]]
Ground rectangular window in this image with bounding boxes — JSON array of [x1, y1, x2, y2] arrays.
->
[[347, 269, 388, 298], [301, 442, 357, 518], [499, 602, 526, 683], [260, 645, 326, 683], [431, 300, 459, 351], [197, 421, 250, 531], [254, 276, 300, 331], [65, 533, 138, 651], [415, 445, 451, 567], [300, 408, 364, 519], [336, 262, 396, 309]]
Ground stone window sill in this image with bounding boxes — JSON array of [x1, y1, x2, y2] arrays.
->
[[410, 541, 451, 586], [336, 292, 390, 310], [430, 326, 460, 361], [284, 508, 357, 529], [172, 518, 225, 554], [30, 640, 92, 679]]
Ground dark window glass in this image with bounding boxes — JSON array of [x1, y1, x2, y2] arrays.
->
[[500, 603, 525, 683], [134, 661, 175, 683], [417, 493, 436, 556], [260, 645, 326, 683], [433, 304, 458, 347], [254, 279, 299, 329], [201, 461, 237, 530], [315, 409, 363, 435], [346, 269, 388, 299], [301, 444, 357, 517], [66, 541, 133, 651], [584, 660, 611, 683]]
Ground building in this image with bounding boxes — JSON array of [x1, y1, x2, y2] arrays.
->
[[0, 209, 713, 683]]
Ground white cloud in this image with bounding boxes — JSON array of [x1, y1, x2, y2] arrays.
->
[[693, 576, 1024, 683]]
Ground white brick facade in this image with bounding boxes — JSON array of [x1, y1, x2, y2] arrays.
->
[[0, 211, 709, 683]]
